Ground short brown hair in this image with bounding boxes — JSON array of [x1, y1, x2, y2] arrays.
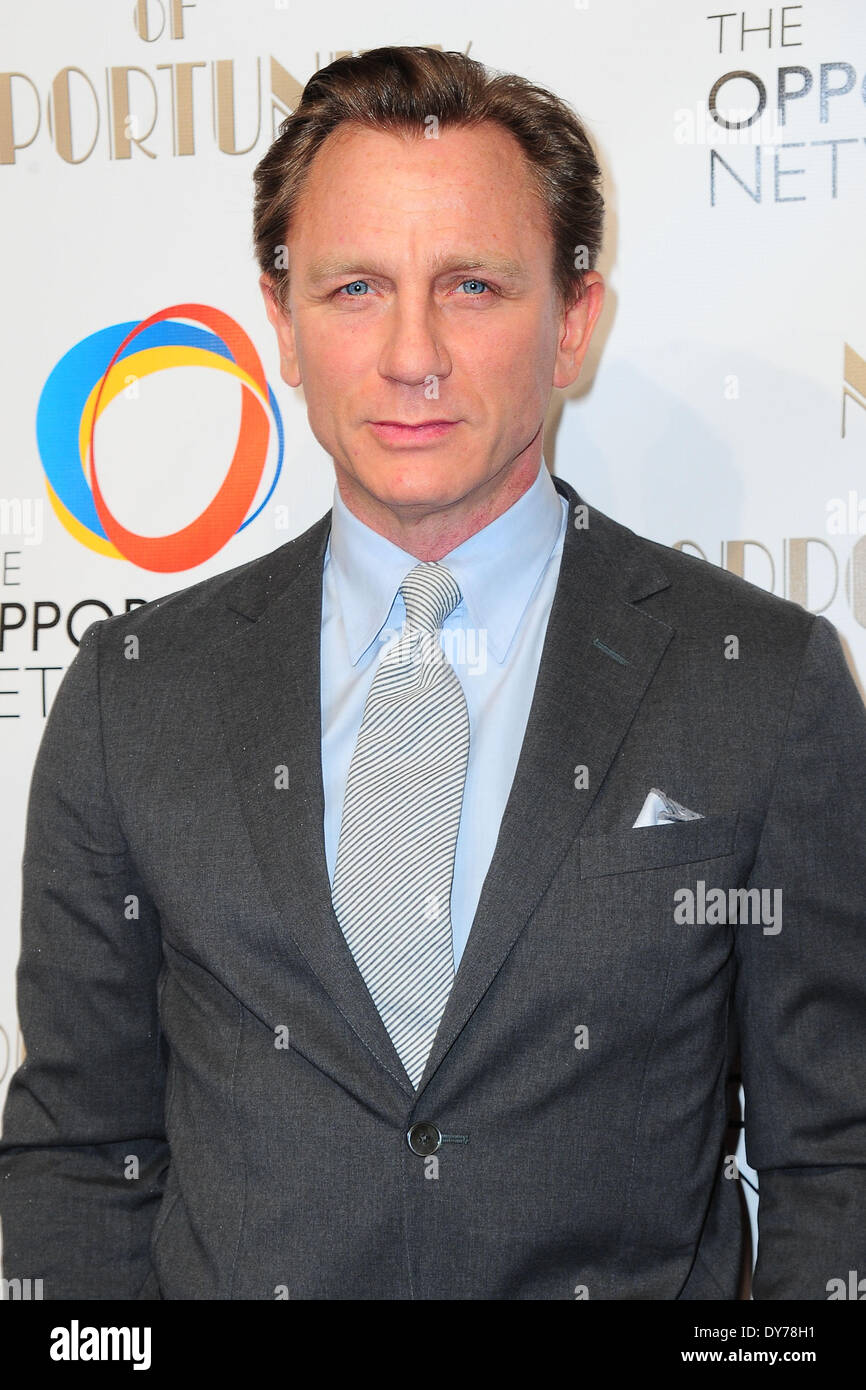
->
[[252, 45, 604, 312]]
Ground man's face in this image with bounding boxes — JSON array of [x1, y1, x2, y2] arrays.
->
[[262, 120, 603, 524]]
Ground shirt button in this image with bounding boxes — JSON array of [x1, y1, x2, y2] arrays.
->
[[406, 1122, 442, 1155]]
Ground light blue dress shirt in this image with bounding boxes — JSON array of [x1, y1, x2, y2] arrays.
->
[[320, 460, 569, 970]]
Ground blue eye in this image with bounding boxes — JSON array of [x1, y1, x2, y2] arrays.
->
[[335, 277, 494, 299]]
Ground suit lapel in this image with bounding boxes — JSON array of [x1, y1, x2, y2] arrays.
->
[[211, 512, 417, 1102], [413, 476, 675, 1092], [211, 474, 674, 1104]]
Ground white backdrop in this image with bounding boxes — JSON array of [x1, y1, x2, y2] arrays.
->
[[2, 0, 866, 1293]]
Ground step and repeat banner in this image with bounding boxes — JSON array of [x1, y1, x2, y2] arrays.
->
[[1, 0, 865, 1292]]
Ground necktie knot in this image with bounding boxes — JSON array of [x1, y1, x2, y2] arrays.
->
[[400, 562, 462, 635]]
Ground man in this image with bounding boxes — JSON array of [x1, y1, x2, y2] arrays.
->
[[1, 45, 865, 1301]]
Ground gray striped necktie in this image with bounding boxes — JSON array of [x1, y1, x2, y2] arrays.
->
[[331, 561, 471, 1089]]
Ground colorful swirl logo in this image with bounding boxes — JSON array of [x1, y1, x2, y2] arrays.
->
[[36, 303, 283, 572]]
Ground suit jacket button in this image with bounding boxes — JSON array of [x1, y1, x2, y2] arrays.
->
[[407, 1122, 442, 1155]]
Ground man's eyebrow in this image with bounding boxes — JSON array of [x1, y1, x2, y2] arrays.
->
[[304, 253, 528, 284]]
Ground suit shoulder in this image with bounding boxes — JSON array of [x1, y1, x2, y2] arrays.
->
[[575, 503, 828, 690], [606, 510, 817, 636], [84, 509, 331, 650]]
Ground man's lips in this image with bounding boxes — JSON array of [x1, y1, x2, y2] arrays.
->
[[368, 420, 459, 444]]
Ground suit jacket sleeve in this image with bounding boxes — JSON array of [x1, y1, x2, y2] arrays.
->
[[734, 613, 866, 1299], [0, 618, 168, 1299]]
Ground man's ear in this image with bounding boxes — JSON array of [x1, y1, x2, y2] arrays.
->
[[552, 271, 605, 390], [259, 274, 301, 388]]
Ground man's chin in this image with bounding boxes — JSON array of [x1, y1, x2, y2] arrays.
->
[[341, 459, 478, 513]]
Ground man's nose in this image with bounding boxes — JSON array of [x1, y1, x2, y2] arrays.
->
[[377, 294, 452, 388]]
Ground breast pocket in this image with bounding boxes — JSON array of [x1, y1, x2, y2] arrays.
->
[[577, 811, 739, 879]]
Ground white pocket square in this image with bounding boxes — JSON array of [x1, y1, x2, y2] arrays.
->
[[632, 787, 704, 828]]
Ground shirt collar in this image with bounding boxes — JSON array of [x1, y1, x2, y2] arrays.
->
[[326, 459, 565, 666]]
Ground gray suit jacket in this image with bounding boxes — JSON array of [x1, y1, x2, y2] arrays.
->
[[2, 473, 865, 1300]]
